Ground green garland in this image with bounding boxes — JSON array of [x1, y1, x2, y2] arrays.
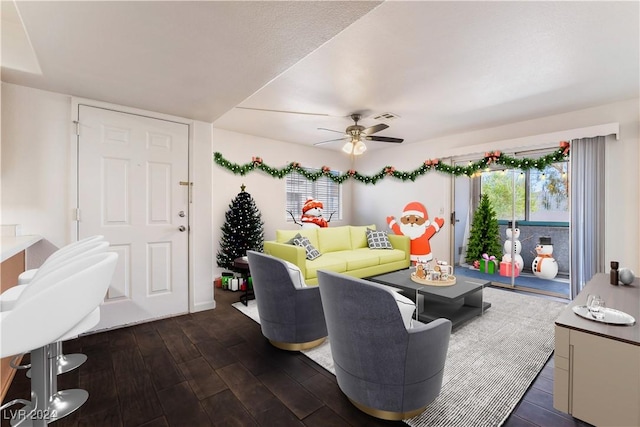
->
[[213, 141, 570, 185]]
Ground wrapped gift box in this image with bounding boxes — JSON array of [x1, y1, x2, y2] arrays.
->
[[479, 258, 498, 274], [499, 261, 520, 277]]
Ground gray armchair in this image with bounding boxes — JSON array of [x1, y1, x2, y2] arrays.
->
[[317, 270, 452, 421], [246, 251, 327, 351]]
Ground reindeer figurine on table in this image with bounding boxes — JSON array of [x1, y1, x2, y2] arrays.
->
[[287, 198, 335, 229]]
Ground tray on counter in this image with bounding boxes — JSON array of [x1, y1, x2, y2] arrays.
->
[[572, 305, 636, 326]]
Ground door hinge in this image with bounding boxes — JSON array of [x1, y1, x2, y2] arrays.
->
[[74, 208, 81, 221], [73, 120, 80, 136]]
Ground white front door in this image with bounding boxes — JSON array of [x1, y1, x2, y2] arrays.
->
[[77, 105, 189, 331]]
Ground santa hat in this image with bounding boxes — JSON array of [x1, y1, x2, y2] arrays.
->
[[402, 201, 428, 219], [302, 198, 323, 214]]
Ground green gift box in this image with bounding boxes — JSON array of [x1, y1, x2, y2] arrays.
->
[[479, 258, 498, 274]]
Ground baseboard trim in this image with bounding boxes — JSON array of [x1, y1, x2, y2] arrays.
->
[[191, 300, 216, 313]]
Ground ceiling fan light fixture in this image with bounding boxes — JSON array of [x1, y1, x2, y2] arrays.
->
[[353, 140, 367, 155], [315, 111, 403, 152], [342, 139, 367, 155], [342, 141, 354, 154]]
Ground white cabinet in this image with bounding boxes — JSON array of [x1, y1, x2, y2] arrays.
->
[[554, 274, 640, 426]]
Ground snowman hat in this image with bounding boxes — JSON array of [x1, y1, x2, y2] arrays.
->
[[403, 201, 428, 218], [508, 220, 518, 228], [302, 198, 323, 214], [539, 236, 552, 245]]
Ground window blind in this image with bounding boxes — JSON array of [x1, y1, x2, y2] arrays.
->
[[285, 169, 342, 221]]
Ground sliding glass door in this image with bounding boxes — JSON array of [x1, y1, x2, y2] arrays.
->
[[452, 150, 570, 298]]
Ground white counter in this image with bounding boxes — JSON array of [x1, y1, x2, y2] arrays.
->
[[1, 235, 43, 262]]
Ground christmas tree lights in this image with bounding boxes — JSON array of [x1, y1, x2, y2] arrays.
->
[[216, 185, 265, 270]]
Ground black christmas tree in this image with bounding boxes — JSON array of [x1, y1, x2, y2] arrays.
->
[[465, 193, 502, 263], [216, 184, 264, 269]]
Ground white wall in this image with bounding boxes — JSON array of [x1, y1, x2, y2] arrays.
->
[[349, 157, 452, 263], [1, 83, 215, 312], [1, 83, 72, 248], [210, 128, 352, 279], [4, 81, 637, 311], [189, 121, 215, 311], [354, 98, 640, 273]]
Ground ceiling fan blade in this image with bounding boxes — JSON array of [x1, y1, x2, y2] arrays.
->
[[313, 137, 349, 146], [363, 123, 389, 135], [235, 106, 332, 117], [365, 136, 404, 143], [317, 127, 346, 135]]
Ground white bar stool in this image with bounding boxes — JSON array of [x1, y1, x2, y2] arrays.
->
[[0, 252, 118, 427], [15, 235, 104, 286], [2, 239, 109, 377], [2, 236, 105, 312]]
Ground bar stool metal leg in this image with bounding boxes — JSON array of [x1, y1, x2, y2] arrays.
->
[[45, 343, 88, 423], [26, 342, 86, 378], [11, 344, 88, 427], [10, 346, 49, 427]]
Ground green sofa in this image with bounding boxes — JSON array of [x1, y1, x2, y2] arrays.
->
[[264, 225, 410, 286]]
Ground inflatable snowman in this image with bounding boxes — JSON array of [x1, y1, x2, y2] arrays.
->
[[532, 236, 558, 280], [502, 221, 524, 272], [300, 198, 329, 229]]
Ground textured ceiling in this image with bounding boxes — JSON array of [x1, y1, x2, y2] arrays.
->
[[3, 1, 639, 152], [2, 1, 381, 122]]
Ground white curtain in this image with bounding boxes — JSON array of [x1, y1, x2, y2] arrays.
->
[[570, 136, 606, 298]]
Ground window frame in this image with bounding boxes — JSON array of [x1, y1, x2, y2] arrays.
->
[[476, 153, 569, 225], [285, 168, 343, 223]]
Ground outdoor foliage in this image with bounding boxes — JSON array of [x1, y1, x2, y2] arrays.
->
[[481, 162, 568, 222], [482, 170, 527, 220]]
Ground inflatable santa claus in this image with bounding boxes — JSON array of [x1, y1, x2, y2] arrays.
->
[[387, 201, 445, 262]]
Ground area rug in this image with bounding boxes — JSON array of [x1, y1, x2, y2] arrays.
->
[[232, 287, 566, 426]]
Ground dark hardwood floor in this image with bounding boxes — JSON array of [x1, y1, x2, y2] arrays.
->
[[2, 288, 593, 427]]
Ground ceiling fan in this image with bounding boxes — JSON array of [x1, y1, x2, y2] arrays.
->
[[313, 113, 404, 155]]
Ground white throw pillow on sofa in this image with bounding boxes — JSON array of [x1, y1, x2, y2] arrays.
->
[[283, 260, 307, 288]]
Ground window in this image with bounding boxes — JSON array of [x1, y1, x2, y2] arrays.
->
[[285, 168, 342, 222], [481, 161, 569, 223], [528, 162, 569, 222], [481, 169, 526, 220]]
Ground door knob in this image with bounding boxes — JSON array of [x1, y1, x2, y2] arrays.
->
[[178, 226, 186, 232]]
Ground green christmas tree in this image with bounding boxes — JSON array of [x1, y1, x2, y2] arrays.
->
[[466, 193, 502, 264], [216, 184, 264, 269]]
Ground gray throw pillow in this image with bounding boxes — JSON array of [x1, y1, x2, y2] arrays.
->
[[285, 233, 302, 245], [293, 236, 322, 260], [366, 228, 393, 249]]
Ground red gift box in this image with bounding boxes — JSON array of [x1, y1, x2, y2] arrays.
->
[[500, 261, 520, 277]]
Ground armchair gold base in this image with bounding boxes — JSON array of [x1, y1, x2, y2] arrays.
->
[[269, 337, 326, 351], [348, 398, 427, 421]]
